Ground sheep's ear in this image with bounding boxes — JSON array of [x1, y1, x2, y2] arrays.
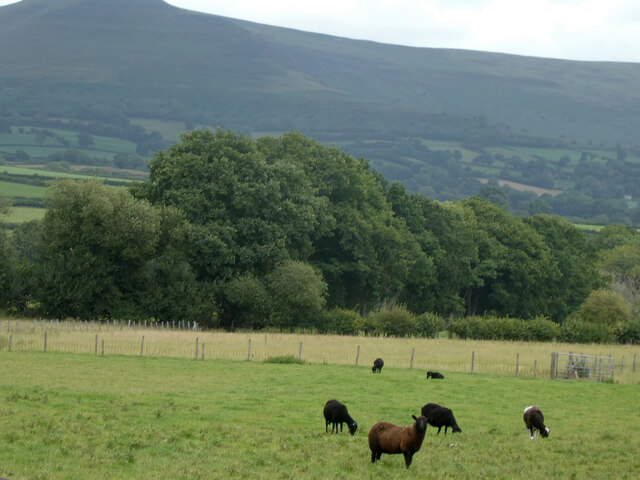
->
[[412, 415, 418, 421]]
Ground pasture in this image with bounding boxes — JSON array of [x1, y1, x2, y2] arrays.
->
[[0, 349, 638, 480]]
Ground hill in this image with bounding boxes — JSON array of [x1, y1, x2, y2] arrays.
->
[[1, 0, 640, 224]]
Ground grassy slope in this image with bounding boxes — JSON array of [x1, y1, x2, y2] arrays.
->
[[0, 351, 638, 479]]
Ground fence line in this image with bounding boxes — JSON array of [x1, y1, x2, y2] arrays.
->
[[1, 319, 639, 382]]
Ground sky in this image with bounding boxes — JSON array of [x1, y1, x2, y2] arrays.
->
[[2, 0, 639, 62]]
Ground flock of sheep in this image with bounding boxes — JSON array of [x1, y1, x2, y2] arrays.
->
[[323, 358, 551, 469]]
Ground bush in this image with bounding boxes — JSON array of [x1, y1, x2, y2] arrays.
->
[[263, 355, 305, 364], [368, 305, 419, 337], [319, 308, 360, 335], [559, 316, 613, 344], [612, 320, 640, 344], [416, 312, 445, 338], [527, 316, 561, 342]]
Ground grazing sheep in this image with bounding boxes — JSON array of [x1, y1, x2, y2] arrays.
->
[[368, 415, 427, 469], [372, 357, 384, 373], [523, 405, 550, 439], [421, 403, 462, 435], [426, 371, 444, 379], [324, 399, 358, 435]]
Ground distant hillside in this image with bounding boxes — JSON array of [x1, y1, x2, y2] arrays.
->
[[2, 0, 640, 225]]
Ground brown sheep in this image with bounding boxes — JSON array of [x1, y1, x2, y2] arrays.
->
[[368, 415, 428, 469]]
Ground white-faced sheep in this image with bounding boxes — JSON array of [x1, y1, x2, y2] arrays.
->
[[368, 415, 428, 469], [523, 405, 550, 439], [426, 371, 444, 379], [421, 403, 462, 435], [324, 399, 358, 435], [372, 357, 384, 373]]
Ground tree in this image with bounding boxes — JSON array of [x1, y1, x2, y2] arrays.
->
[[525, 214, 603, 321], [266, 260, 328, 331], [259, 133, 426, 312], [135, 129, 331, 283], [461, 198, 558, 318], [476, 185, 509, 210], [34, 179, 161, 319]]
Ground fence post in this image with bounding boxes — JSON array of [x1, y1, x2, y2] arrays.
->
[[355, 345, 360, 366], [44, 331, 47, 352], [516, 353, 520, 376], [533, 359, 537, 378], [410, 348, 415, 369], [95, 334, 98, 355], [299, 341, 303, 361], [201, 343, 205, 361], [195, 337, 199, 360], [471, 351, 475, 374], [620, 355, 624, 373], [634, 354, 637, 372], [101, 339, 104, 356], [9, 334, 12, 352], [550, 352, 557, 379], [140, 336, 145, 356], [247, 339, 252, 361]]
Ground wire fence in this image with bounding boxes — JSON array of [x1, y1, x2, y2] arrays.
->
[[1, 318, 639, 383]]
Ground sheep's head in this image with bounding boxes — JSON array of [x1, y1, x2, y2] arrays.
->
[[452, 424, 462, 434], [541, 427, 550, 438], [348, 422, 358, 435], [412, 415, 428, 433]]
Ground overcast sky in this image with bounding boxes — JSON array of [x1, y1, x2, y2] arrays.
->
[[2, 0, 639, 62]]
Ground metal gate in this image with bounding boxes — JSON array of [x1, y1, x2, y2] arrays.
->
[[550, 352, 615, 382]]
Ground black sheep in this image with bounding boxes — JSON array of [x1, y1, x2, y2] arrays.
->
[[324, 399, 358, 435], [523, 405, 550, 439], [426, 371, 444, 379], [421, 402, 462, 435], [372, 357, 384, 373], [368, 415, 428, 469]]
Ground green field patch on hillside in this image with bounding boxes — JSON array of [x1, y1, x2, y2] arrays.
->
[[0, 206, 45, 224], [0, 180, 46, 199]]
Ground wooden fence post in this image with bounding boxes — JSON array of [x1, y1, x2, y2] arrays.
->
[[299, 341, 303, 361], [44, 331, 47, 352], [9, 334, 12, 352], [550, 352, 557, 379], [355, 345, 360, 366], [516, 353, 520, 376], [95, 334, 98, 355], [195, 337, 199, 359], [634, 354, 637, 372], [101, 339, 105, 356], [247, 339, 252, 361], [140, 336, 145, 356], [201, 343, 205, 361], [471, 351, 475, 373], [533, 359, 537, 378], [410, 348, 415, 369]]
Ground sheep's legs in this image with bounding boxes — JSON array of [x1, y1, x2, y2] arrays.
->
[[403, 451, 414, 469], [371, 449, 382, 463]]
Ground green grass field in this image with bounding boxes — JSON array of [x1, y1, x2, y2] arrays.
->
[[0, 206, 45, 224], [0, 349, 638, 480]]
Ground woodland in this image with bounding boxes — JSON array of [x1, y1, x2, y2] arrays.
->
[[2, 130, 639, 344]]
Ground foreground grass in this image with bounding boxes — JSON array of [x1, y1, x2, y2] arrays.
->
[[0, 352, 638, 479]]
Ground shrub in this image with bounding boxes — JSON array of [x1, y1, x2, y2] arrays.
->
[[612, 320, 640, 344], [559, 316, 613, 344], [320, 308, 360, 335], [368, 305, 419, 337], [527, 316, 561, 342], [263, 355, 305, 364], [416, 312, 446, 338]]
